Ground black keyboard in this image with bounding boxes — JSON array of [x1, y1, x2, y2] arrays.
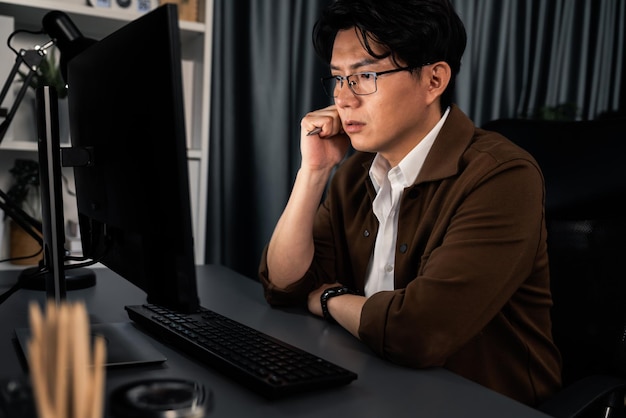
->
[[125, 304, 358, 398]]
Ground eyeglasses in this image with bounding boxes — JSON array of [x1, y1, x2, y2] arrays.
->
[[321, 66, 413, 98]]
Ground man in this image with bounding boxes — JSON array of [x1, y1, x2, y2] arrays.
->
[[258, 0, 562, 406]]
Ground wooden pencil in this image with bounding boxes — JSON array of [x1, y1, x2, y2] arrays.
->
[[27, 301, 106, 418]]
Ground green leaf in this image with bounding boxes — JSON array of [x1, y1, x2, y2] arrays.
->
[[17, 48, 67, 99]]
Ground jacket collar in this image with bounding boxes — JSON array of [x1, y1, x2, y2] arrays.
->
[[415, 104, 475, 184]]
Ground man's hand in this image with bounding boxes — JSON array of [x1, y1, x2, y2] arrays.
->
[[300, 105, 350, 172]]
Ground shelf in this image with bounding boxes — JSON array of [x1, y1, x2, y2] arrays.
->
[[0, 142, 203, 156], [0, 0, 206, 42], [0, 140, 37, 152], [0, 0, 212, 265]]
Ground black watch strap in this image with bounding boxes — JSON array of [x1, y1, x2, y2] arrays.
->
[[320, 286, 355, 321]]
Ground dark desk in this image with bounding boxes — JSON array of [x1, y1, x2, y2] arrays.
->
[[0, 265, 551, 417]]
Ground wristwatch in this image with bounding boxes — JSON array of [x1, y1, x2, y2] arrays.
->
[[320, 286, 355, 322]]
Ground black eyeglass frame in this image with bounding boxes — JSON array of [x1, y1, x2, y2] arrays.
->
[[320, 66, 418, 98]]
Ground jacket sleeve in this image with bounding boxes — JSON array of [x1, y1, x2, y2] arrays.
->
[[258, 152, 374, 307], [258, 196, 340, 307]]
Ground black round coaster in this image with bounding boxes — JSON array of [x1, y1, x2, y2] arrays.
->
[[110, 378, 210, 417]]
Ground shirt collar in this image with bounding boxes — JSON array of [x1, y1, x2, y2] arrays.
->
[[369, 106, 450, 191]]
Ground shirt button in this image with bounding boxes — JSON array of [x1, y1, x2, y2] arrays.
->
[[384, 264, 394, 273]]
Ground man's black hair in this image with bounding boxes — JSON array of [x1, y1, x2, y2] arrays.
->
[[313, 0, 467, 110]]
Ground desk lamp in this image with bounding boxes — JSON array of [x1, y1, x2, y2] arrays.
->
[[0, 11, 96, 295]]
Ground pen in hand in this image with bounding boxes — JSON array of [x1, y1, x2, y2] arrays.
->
[[307, 127, 322, 136]]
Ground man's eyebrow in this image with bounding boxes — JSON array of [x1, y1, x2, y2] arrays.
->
[[330, 58, 379, 72]]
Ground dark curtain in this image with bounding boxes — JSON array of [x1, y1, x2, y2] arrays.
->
[[206, 0, 625, 279], [206, 0, 331, 278], [452, 0, 625, 125]]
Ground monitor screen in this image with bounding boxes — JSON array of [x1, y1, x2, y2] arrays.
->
[[66, 4, 199, 312]]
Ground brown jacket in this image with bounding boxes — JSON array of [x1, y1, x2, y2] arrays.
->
[[259, 105, 562, 405]]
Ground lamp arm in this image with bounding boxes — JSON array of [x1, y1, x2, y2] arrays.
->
[[0, 46, 49, 144]]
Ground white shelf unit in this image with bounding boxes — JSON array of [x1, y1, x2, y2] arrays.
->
[[0, 0, 212, 266]]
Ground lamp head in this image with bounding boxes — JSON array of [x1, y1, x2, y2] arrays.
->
[[42, 11, 96, 82]]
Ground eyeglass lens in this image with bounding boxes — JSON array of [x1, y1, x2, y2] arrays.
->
[[323, 73, 377, 98]]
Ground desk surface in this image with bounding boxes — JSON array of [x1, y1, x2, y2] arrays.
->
[[0, 265, 551, 417]]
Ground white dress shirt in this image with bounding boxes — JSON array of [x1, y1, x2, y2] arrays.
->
[[364, 107, 450, 297]]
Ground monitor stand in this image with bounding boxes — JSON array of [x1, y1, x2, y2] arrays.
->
[[18, 266, 96, 290], [26, 84, 97, 297], [36, 84, 72, 301]]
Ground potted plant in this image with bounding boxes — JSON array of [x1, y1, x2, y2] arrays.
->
[[5, 159, 42, 265]]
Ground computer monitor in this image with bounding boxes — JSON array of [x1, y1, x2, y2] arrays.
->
[[65, 4, 200, 313]]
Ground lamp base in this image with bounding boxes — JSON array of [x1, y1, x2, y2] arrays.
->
[[18, 266, 96, 291]]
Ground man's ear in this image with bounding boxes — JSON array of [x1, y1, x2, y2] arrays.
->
[[424, 61, 451, 103]]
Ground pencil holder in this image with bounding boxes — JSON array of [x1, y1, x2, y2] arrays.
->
[[27, 301, 106, 418]]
